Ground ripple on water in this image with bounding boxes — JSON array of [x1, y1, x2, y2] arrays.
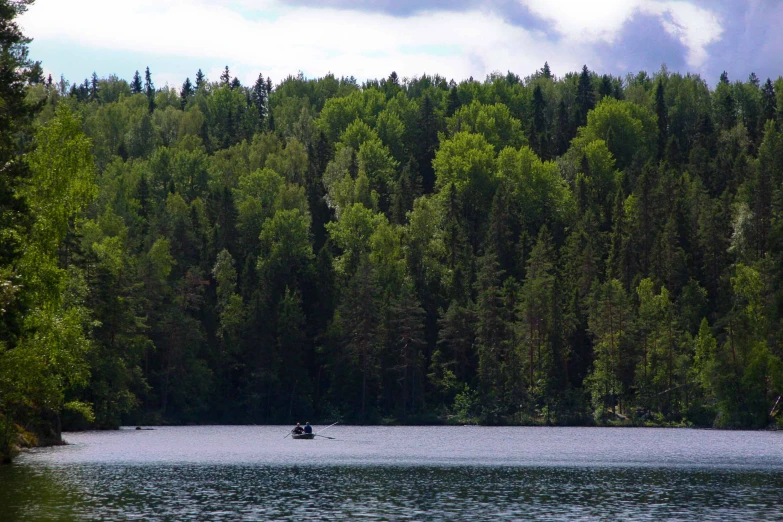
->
[[2, 426, 783, 521]]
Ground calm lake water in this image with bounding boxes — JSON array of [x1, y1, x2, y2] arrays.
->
[[1, 426, 782, 520]]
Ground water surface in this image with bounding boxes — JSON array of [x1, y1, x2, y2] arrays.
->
[[1, 426, 782, 520]]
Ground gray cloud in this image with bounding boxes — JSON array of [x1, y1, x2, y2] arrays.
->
[[593, 12, 688, 78], [284, 0, 551, 31], [697, 0, 783, 83]]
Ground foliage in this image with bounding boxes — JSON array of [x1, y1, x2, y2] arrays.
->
[[5, 44, 783, 460]]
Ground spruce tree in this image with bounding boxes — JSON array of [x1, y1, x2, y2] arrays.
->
[[714, 71, 736, 131], [554, 100, 571, 156], [252, 73, 267, 125], [486, 183, 518, 279], [655, 80, 668, 160], [518, 228, 556, 395], [540, 61, 552, 79], [195, 69, 206, 90], [334, 259, 383, 419], [598, 74, 613, 99], [144, 66, 154, 97], [473, 252, 510, 416], [144, 66, 155, 112], [415, 94, 439, 193], [90, 72, 99, 101], [446, 85, 460, 117], [180, 77, 193, 109], [607, 188, 633, 289], [530, 84, 548, 159], [587, 279, 633, 418], [131, 70, 143, 94], [388, 282, 426, 418], [0, 0, 36, 337], [575, 65, 595, 128], [761, 78, 776, 125], [220, 66, 231, 86]]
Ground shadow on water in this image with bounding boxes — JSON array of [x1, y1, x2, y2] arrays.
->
[[2, 464, 783, 521], [0, 464, 83, 522]]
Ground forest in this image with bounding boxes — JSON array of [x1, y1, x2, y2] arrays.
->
[[3, 1, 783, 462]]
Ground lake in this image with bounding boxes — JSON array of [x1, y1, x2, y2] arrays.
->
[[1, 426, 782, 520]]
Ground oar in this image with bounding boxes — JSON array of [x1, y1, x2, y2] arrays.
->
[[317, 422, 339, 434], [314, 433, 335, 440], [283, 431, 292, 439]]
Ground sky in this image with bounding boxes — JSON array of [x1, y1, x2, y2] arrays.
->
[[19, 0, 783, 89]]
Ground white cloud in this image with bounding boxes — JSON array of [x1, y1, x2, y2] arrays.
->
[[19, 0, 593, 84], [521, 0, 643, 42], [20, 0, 722, 84], [648, 1, 723, 69]]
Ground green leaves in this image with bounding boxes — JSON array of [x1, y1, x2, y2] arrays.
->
[[433, 131, 496, 195], [26, 104, 97, 251], [14, 62, 783, 432], [446, 100, 526, 152], [572, 97, 657, 171], [258, 208, 314, 284]]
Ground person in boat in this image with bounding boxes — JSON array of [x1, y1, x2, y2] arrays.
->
[[292, 422, 304, 435], [304, 422, 312, 435]]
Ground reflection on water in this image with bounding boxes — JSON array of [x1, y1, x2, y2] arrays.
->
[[2, 426, 783, 521], [0, 465, 83, 522]]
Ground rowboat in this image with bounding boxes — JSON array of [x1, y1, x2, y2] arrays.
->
[[291, 432, 315, 440]]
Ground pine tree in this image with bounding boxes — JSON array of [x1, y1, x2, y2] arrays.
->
[[540, 62, 552, 79], [230, 77, 241, 90], [131, 70, 143, 94]]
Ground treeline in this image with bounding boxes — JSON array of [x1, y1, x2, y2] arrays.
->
[[4, 5, 783, 462]]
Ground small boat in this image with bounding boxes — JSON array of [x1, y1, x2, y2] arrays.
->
[[291, 432, 315, 440]]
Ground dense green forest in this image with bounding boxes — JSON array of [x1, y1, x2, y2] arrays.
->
[[4, 1, 783, 462]]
